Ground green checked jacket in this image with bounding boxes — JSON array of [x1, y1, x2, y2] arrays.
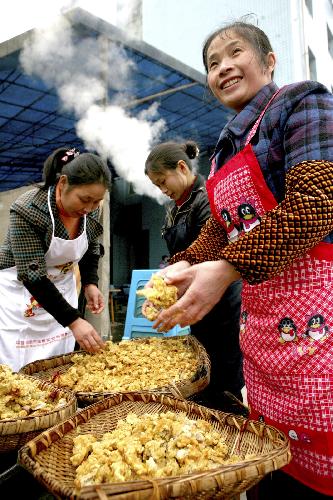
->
[[0, 185, 104, 326]]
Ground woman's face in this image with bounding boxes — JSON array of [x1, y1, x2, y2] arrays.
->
[[147, 162, 190, 201], [58, 176, 106, 217], [206, 31, 275, 112]]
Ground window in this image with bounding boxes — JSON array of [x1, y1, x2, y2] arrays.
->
[[308, 47, 317, 80], [305, 0, 313, 16], [328, 25, 333, 59]]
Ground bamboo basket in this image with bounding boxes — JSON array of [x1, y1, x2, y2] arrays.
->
[[0, 377, 77, 453], [18, 392, 291, 499], [19, 336, 210, 405]]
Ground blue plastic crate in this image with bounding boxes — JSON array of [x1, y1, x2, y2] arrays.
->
[[123, 269, 190, 340]]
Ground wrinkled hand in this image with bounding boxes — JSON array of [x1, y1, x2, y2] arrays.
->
[[145, 260, 190, 289], [69, 317, 105, 353], [84, 284, 104, 314], [160, 260, 191, 276], [153, 260, 240, 332], [161, 260, 191, 294], [141, 261, 191, 319]]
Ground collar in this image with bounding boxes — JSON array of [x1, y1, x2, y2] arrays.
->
[[212, 82, 279, 159], [29, 185, 56, 214], [174, 174, 206, 208]]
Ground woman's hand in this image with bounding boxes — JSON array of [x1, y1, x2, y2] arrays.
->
[[159, 260, 191, 277], [84, 284, 104, 314], [153, 260, 240, 332], [160, 260, 191, 294], [69, 317, 105, 353], [147, 260, 190, 290], [141, 261, 191, 319]]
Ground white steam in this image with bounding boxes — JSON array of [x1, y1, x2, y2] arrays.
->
[[76, 103, 164, 195], [19, 10, 166, 201]]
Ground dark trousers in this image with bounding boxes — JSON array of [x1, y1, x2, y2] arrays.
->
[[190, 280, 244, 413], [247, 470, 333, 499]]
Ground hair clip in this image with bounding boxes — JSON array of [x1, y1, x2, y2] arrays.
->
[[61, 148, 80, 163]]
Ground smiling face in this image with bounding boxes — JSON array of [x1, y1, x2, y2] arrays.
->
[[58, 175, 106, 217], [147, 161, 193, 201], [206, 30, 275, 112]]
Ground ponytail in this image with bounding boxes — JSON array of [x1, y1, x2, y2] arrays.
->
[[42, 147, 80, 189], [145, 140, 200, 174], [41, 147, 111, 190]]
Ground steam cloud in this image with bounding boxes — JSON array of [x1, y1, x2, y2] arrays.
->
[[20, 9, 167, 201]]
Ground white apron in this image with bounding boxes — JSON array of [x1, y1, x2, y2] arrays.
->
[[0, 188, 88, 372]]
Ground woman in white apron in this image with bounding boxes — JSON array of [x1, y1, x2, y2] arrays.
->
[[151, 22, 333, 499], [0, 147, 111, 372]]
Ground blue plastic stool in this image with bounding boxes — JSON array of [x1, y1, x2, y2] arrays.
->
[[123, 269, 190, 340]]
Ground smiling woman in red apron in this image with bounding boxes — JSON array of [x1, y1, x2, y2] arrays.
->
[[0, 147, 111, 372], [152, 21, 333, 498]]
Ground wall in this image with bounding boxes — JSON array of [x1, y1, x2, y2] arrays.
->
[[0, 185, 31, 244], [142, 0, 333, 89], [111, 177, 169, 284], [85, 191, 111, 339], [302, 0, 333, 90]]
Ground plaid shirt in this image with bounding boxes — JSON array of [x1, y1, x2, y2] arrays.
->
[[0, 185, 103, 283], [212, 80, 333, 243]]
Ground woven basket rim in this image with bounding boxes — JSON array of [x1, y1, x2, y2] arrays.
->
[[0, 376, 77, 435], [19, 335, 211, 399], [18, 391, 291, 499]]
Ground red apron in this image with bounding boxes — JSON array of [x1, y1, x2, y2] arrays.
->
[[206, 91, 333, 495]]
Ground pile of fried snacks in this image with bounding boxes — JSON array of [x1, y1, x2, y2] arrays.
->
[[71, 411, 246, 487], [136, 274, 178, 321], [55, 337, 199, 392], [0, 364, 66, 420]]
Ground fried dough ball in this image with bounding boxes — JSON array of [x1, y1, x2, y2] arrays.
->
[[72, 411, 233, 489], [0, 364, 66, 420], [137, 274, 178, 321], [56, 337, 199, 393]]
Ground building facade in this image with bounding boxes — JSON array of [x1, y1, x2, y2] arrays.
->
[[141, 0, 333, 90]]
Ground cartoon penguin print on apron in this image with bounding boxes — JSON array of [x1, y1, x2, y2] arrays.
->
[[206, 89, 333, 495], [0, 187, 88, 372]]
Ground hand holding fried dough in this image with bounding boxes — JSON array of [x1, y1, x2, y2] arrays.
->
[[137, 274, 178, 321], [153, 260, 240, 332]]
